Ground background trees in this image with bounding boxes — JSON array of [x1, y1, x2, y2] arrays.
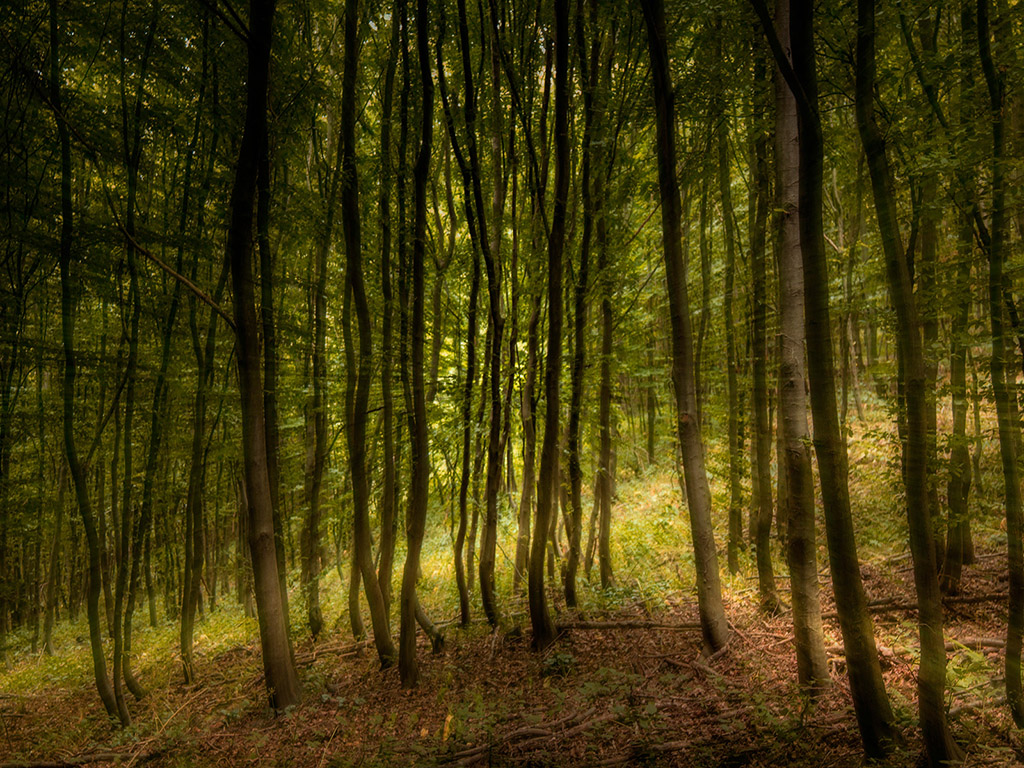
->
[[4, 0, 1024, 763]]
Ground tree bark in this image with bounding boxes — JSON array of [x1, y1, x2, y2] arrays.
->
[[977, 0, 1024, 727], [749, 51, 779, 615], [50, 0, 120, 720], [342, 0, 396, 668], [398, 0, 434, 687], [770, 0, 829, 693], [226, 0, 301, 710], [641, 0, 729, 654], [855, 0, 962, 760], [529, 0, 569, 651]]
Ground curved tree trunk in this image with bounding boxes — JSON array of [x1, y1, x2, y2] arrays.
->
[[50, 0, 119, 720], [529, 0, 569, 651]]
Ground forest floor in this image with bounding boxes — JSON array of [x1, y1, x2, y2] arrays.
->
[[3, 403, 1024, 766]]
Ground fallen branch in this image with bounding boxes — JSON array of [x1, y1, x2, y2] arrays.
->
[[444, 707, 598, 764], [558, 620, 702, 631], [2, 747, 164, 768], [823, 592, 1006, 620], [949, 696, 1007, 718], [945, 638, 1005, 652]]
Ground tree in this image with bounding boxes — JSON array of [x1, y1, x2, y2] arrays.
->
[[640, 0, 729, 655], [226, 0, 301, 710]]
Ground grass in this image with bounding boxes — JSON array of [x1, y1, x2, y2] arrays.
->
[[0, 393, 1020, 766]]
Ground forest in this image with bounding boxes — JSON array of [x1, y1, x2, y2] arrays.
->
[[1, 0, 1024, 763]]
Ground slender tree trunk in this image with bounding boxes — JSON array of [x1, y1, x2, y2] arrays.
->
[[398, 0, 434, 687], [749, 51, 779, 615], [753, 0, 898, 753], [377, 3, 401, 617], [942, 5, 978, 593], [342, 0, 396, 668], [50, 0, 119, 719], [565, 0, 599, 609], [641, 0, 729, 654], [529, 0, 569, 651], [855, 0, 962, 760], [977, 0, 1024, 727], [226, 0, 301, 710], [718, 62, 745, 572]]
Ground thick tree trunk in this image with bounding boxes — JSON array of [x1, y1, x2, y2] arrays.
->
[[641, 0, 729, 654], [770, 0, 828, 692]]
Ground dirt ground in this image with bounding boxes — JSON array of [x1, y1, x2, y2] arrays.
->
[[2, 542, 1023, 768]]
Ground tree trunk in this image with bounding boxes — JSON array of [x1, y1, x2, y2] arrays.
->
[[641, 0, 729, 654], [529, 0, 569, 651], [50, 0, 120, 720], [855, 0, 962, 760], [749, 51, 779, 615], [398, 0, 434, 687], [770, 0, 829, 692], [753, 0, 898, 753], [342, 0, 396, 669], [226, 0, 301, 711], [565, 0, 599, 609], [718, 62, 745, 574], [977, 0, 1024, 727]]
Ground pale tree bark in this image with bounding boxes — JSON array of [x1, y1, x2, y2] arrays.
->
[[750, 0, 897, 755], [770, 0, 828, 692]]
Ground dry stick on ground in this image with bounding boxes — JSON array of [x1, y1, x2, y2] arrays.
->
[[444, 707, 599, 764], [1, 748, 165, 768], [558, 620, 702, 630], [822, 592, 1006, 619]]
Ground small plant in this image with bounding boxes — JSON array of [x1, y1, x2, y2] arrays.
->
[[540, 650, 575, 678]]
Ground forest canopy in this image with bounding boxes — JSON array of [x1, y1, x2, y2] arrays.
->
[[1, 0, 1024, 764]]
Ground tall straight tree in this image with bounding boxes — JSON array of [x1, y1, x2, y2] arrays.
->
[[398, 0, 434, 688], [226, 0, 301, 710], [529, 0, 569, 651], [342, 0, 396, 668], [855, 0, 962, 760], [640, 0, 729, 653], [748, 49, 779, 615], [751, 0, 897, 755], [977, 0, 1024, 727], [565, 0, 599, 609], [770, 0, 829, 692]]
